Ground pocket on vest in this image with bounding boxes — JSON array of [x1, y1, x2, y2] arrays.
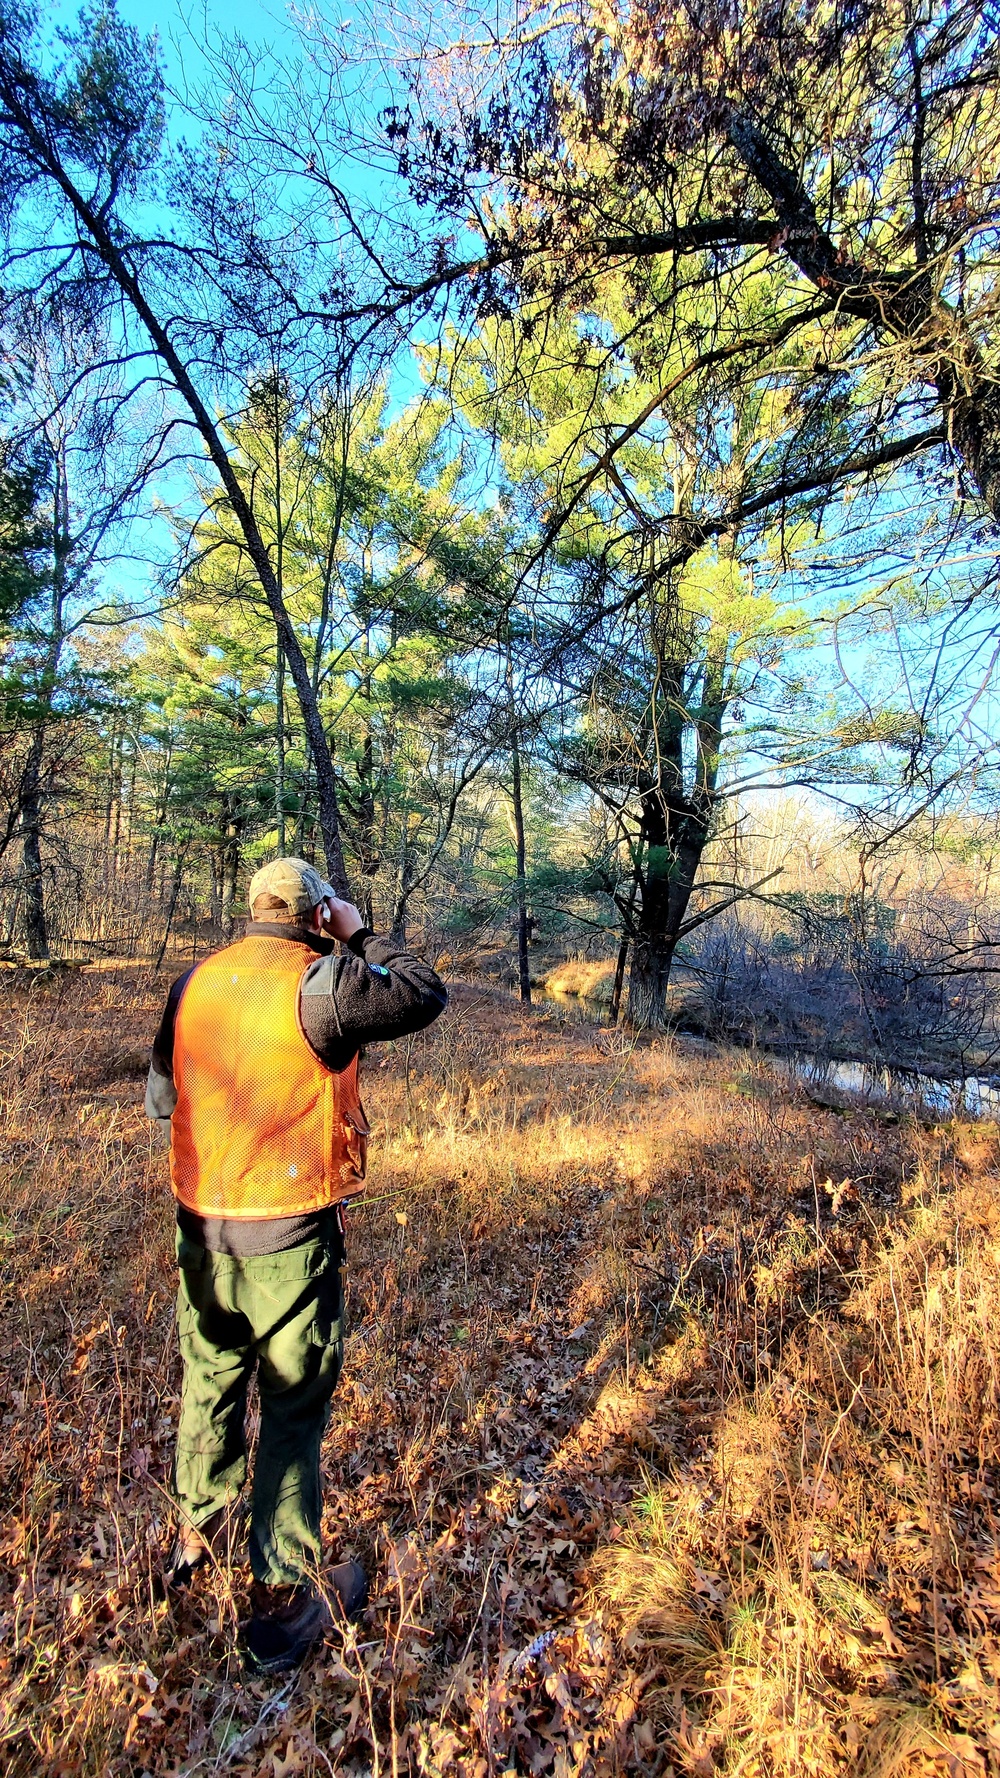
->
[[340, 1107, 370, 1185]]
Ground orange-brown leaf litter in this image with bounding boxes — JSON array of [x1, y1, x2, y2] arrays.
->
[[3, 970, 1000, 1776]]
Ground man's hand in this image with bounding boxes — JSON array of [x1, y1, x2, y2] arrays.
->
[[321, 897, 365, 942]]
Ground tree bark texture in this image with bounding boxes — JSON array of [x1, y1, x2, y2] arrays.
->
[[626, 786, 709, 1027], [20, 727, 48, 960], [153, 849, 188, 970], [18, 432, 71, 961], [510, 727, 531, 1005], [625, 622, 725, 1025], [275, 640, 286, 856]]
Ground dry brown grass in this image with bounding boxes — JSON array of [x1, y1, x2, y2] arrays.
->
[[2, 972, 1000, 1776], [542, 958, 617, 1004]]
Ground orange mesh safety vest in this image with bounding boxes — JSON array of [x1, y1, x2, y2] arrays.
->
[[169, 934, 369, 1218]]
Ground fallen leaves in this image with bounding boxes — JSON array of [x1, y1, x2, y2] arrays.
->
[[4, 976, 1000, 1776]]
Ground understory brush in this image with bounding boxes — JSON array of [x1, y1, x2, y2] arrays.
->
[[1, 971, 1000, 1775]]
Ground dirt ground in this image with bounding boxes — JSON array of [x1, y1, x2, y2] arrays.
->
[[2, 965, 1000, 1776]]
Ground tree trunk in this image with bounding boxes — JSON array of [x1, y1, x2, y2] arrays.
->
[[20, 728, 47, 960], [626, 929, 676, 1029], [504, 636, 531, 1003], [610, 930, 630, 1025], [275, 639, 286, 855], [124, 735, 137, 856], [143, 751, 172, 898], [209, 852, 223, 927], [109, 728, 123, 884], [101, 719, 117, 888], [510, 729, 531, 1005], [153, 850, 187, 970], [4, 882, 21, 950], [354, 628, 378, 907], [391, 834, 415, 945], [611, 871, 640, 1025], [17, 432, 70, 963], [626, 789, 707, 1028], [220, 826, 241, 941], [294, 751, 312, 856], [356, 728, 376, 923]]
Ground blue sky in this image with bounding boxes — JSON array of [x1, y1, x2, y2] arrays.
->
[[60, 0, 398, 604], [119, 0, 301, 75], [30, 0, 1000, 820]]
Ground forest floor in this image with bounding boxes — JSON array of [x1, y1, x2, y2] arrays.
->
[[3, 968, 1000, 1777]]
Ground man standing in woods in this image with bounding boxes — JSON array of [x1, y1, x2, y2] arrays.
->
[[144, 857, 447, 1674]]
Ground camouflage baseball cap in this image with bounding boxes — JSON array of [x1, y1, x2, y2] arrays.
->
[[247, 856, 334, 915]]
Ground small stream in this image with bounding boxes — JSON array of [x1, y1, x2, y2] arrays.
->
[[786, 1054, 1000, 1121], [540, 987, 1000, 1121]]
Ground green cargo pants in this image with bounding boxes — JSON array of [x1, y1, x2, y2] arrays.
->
[[173, 1227, 344, 1585]]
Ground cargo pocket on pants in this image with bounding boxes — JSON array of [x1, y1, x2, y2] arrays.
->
[[308, 1262, 344, 1403], [309, 1262, 344, 1351]]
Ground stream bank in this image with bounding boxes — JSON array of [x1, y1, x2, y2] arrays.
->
[[539, 983, 1000, 1121]]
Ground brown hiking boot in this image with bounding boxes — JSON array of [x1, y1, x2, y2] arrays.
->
[[243, 1562, 368, 1676], [160, 1509, 227, 1595]]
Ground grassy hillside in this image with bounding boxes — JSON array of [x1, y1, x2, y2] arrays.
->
[[2, 970, 999, 1776]]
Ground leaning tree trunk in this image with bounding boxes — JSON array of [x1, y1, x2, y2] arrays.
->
[[2, 135, 353, 896], [153, 848, 188, 970], [275, 639, 287, 856]]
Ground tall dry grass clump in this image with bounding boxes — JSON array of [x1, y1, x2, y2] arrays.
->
[[1, 970, 999, 1775], [543, 958, 617, 1005], [590, 1146, 1000, 1777]]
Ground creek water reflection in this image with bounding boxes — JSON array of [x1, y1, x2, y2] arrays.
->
[[539, 987, 1000, 1121], [540, 985, 614, 1024], [786, 1055, 1000, 1120]]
